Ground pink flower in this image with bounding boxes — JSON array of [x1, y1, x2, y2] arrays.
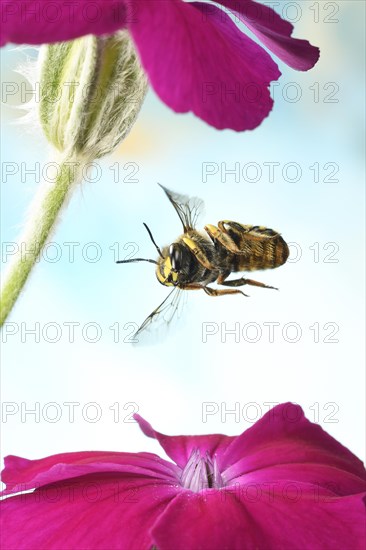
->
[[0, 0, 320, 130], [1, 403, 365, 549]]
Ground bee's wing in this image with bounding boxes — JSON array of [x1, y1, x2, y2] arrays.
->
[[158, 184, 204, 232], [133, 287, 187, 345]]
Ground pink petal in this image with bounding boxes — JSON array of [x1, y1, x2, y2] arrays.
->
[[2, 451, 179, 496], [135, 413, 235, 469], [0, 475, 180, 550], [152, 487, 365, 550], [129, 0, 281, 131], [239, 490, 366, 550], [231, 463, 366, 498], [152, 490, 258, 550], [0, 0, 127, 46], [221, 403, 366, 482], [217, 0, 320, 70]]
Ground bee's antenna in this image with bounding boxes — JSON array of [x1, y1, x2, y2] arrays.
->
[[143, 223, 164, 259], [116, 258, 158, 265]]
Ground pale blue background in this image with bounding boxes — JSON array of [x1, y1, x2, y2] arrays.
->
[[1, 2, 365, 465]]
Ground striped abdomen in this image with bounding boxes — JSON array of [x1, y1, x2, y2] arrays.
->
[[223, 223, 289, 272]]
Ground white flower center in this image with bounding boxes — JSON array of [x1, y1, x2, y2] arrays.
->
[[180, 449, 224, 492]]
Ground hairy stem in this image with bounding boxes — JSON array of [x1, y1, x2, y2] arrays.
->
[[0, 154, 85, 326]]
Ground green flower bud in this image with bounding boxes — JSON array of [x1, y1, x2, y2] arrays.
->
[[38, 31, 148, 159]]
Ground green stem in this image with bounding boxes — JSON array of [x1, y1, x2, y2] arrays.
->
[[0, 154, 85, 326]]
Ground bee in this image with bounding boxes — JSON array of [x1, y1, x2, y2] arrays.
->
[[117, 185, 289, 340]]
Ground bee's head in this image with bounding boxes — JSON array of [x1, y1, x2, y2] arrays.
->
[[116, 224, 185, 288], [156, 243, 183, 287]]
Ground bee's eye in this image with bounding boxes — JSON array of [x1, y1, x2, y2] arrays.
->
[[170, 245, 182, 271]]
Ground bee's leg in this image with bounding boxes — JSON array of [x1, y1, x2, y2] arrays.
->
[[218, 221, 279, 238], [216, 271, 231, 285], [220, 277, 278, 290], [203, 286, 248, 297], [179, 283, 248, 297], [204, 224, 242, 254], [179, 283, 207, 291], [218, 221, 250, 232], [182, 237, 215, 270]]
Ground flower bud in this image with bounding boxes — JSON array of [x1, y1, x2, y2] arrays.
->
[[38, 31, 148, 159]]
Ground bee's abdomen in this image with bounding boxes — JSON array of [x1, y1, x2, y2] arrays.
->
[[235, 234, 289, 272], [216, 223, 289, 272]]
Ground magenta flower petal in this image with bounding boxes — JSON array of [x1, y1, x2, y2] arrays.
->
[[0, 0, 127, 46], [0, 475, 180, 550], [217, 0, 320, 70], [232, 462, 366, 497], [221, 403, 366, 482], [152, 489, 365, 550], [1, 451, 179, 496], [153, 490, 257, 550], [128, 0, 281, 131], [240, 490, 366, 550], [135, 413, 235, 469]]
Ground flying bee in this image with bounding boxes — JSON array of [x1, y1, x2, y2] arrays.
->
[[117, 185, 289, 340]]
